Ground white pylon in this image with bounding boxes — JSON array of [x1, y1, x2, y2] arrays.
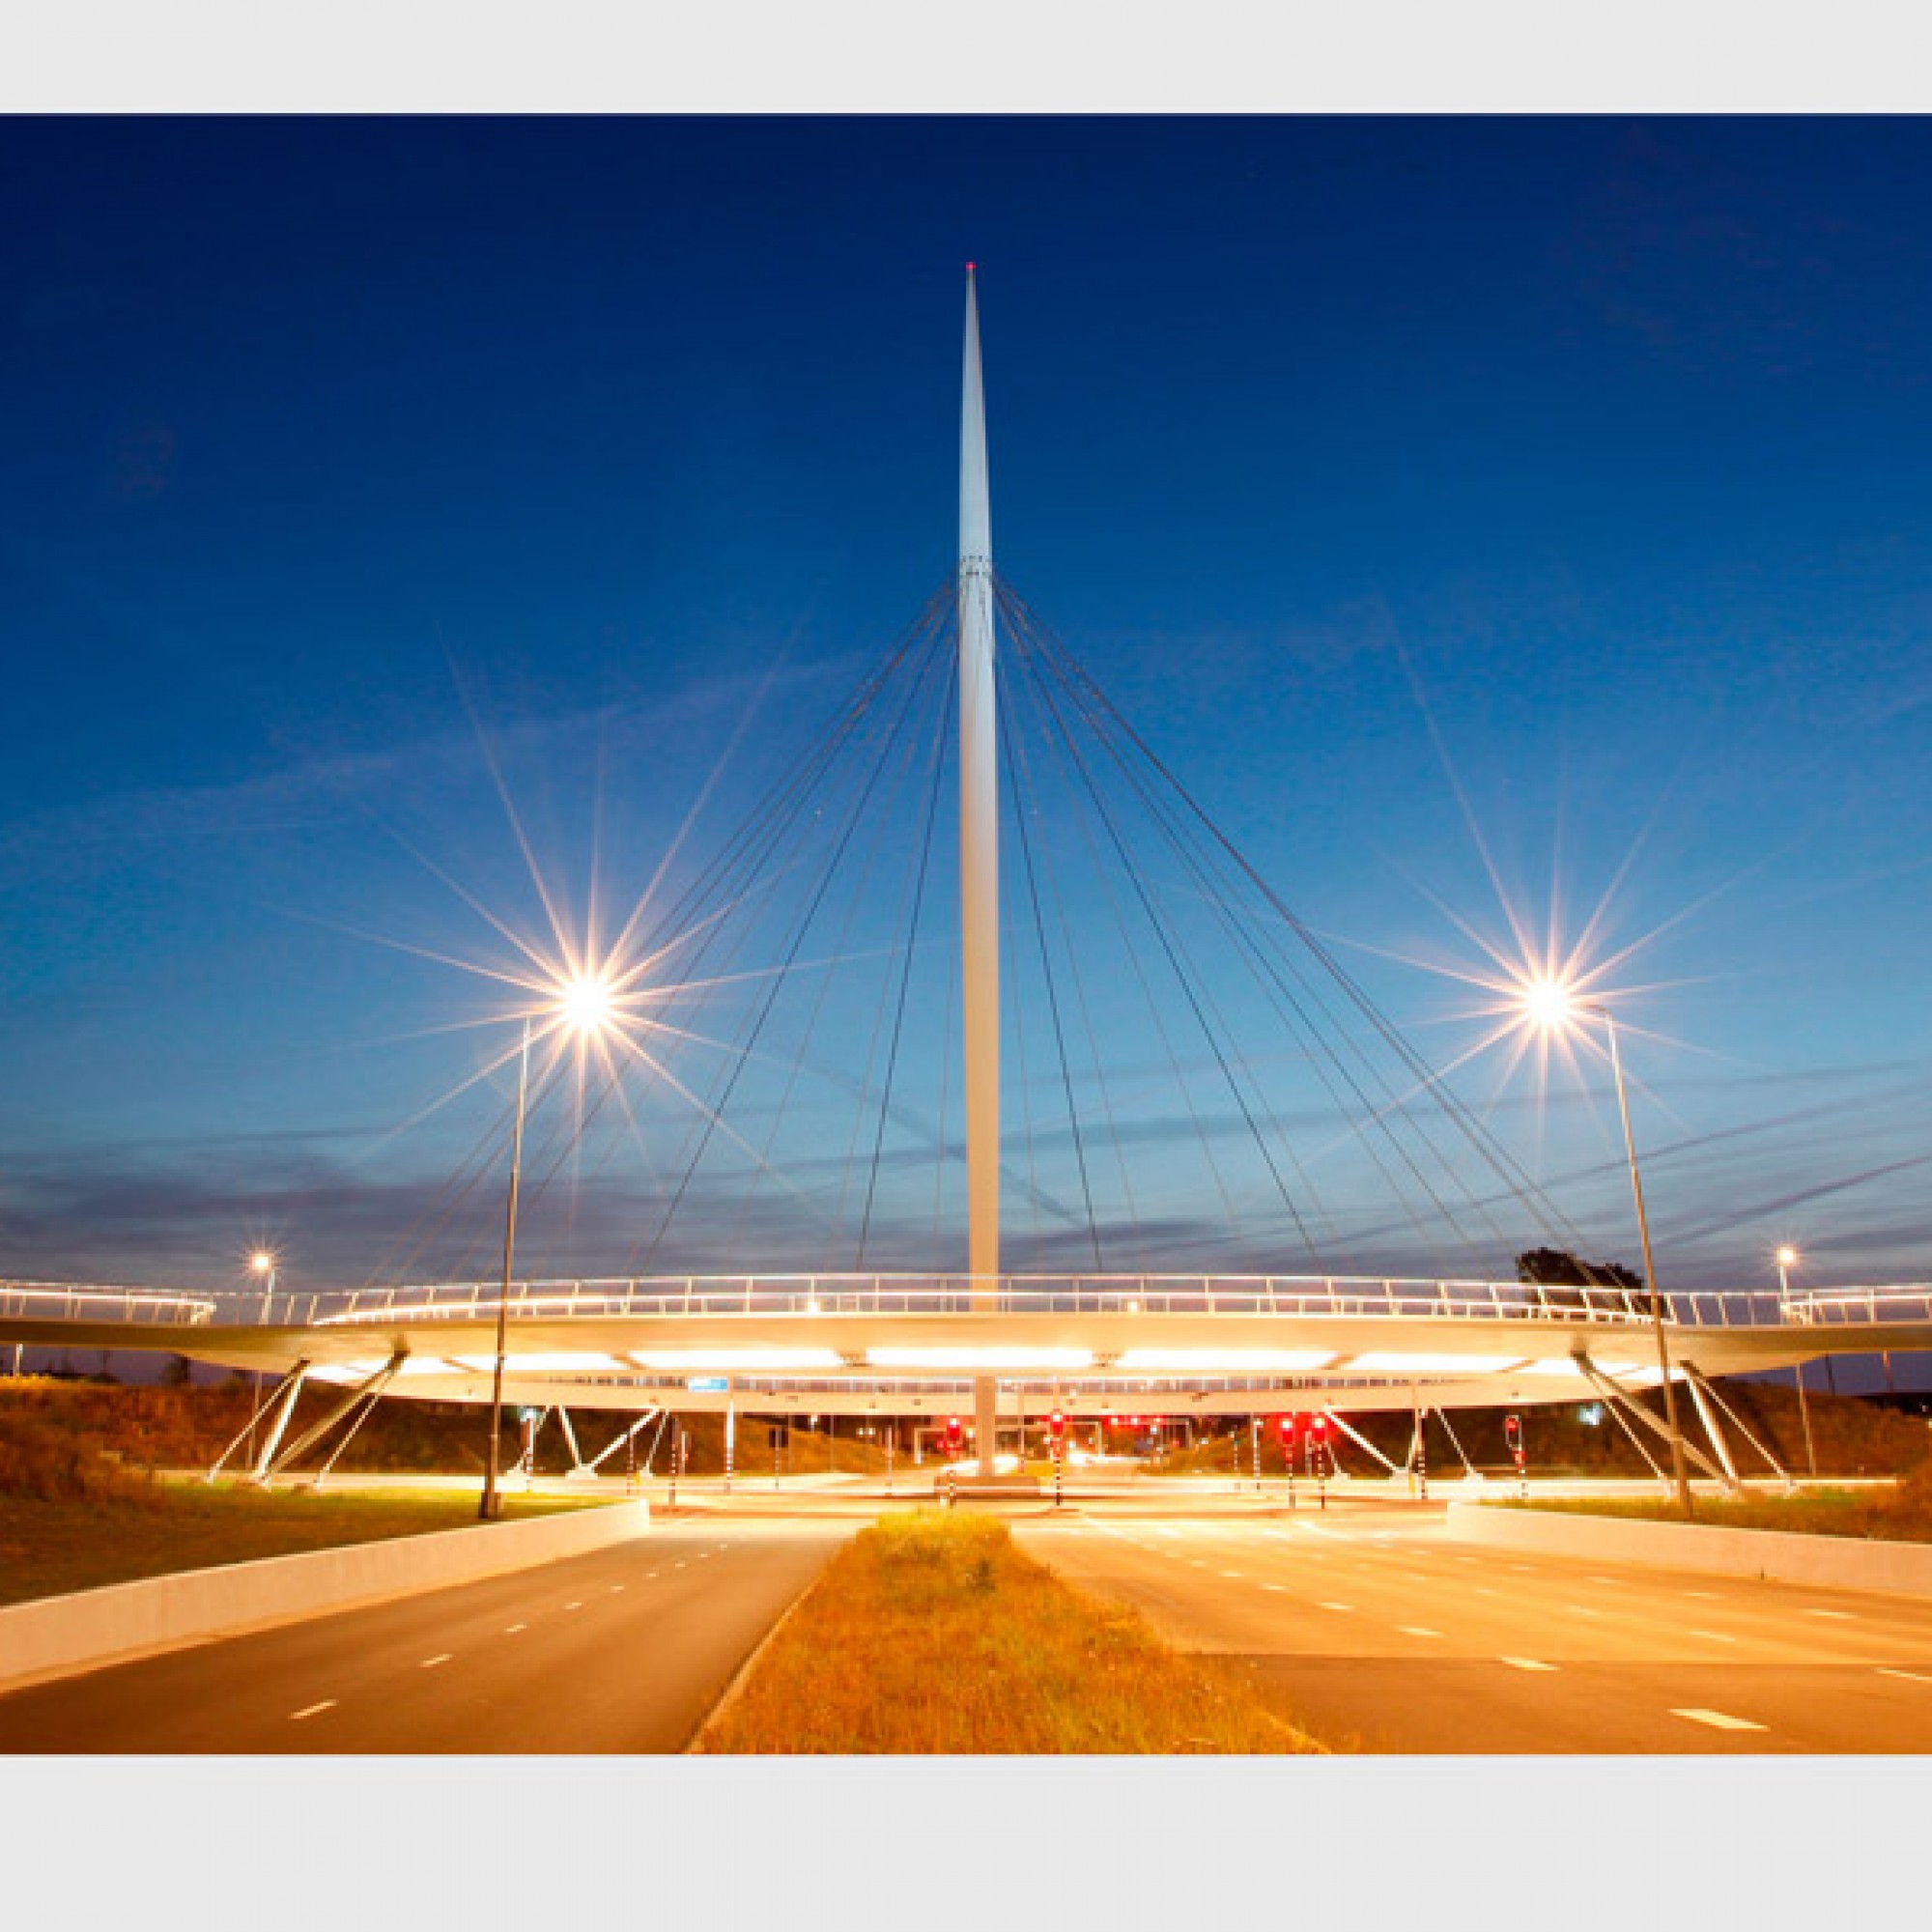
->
[[958, 265, 1001, 1478]]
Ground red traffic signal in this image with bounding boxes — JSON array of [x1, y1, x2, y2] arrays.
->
[[1276, 1413, 1296, 1446], [944, 1416, 964, 1454], [1048, 1410, 1066, 1440], [1311, 1413, 1331, 1442], [1505, 1414, 1522, 1449]]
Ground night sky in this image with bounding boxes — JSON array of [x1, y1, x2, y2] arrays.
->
[[4, 117, 1931, 1329]]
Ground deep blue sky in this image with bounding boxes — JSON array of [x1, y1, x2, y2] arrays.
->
[[4, 116, 1931, 1323]]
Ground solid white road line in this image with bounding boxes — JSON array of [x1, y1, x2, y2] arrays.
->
[[1499, 1658, 1557, 1672], [289, 1701, 337, 1720], [1672, 1708, 1766, 1732]]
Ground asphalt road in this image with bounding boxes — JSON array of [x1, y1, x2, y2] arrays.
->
[[0, 1516, 848, 1753], [1014, 1497, 1932, 1752]]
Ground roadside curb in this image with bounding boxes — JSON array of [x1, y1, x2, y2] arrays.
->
[[0, 1498, 651, 1694], [684, 1560, 822, 1754], [1446, 1499, 1932, 1598]]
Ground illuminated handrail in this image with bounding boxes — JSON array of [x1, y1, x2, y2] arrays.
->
[[267, 1273, 1932, 1330], [0, 1281, 218, 1325]]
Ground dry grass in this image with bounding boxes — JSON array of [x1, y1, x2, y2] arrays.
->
[[1508, 1469, 1932, 1545], [698, 1508, 1322, 1754], [0, 1482, 598, 1607]]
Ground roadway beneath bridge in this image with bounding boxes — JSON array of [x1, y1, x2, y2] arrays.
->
[[0, 1518, 846, 1753], [1014, 1498, 1932, 1751]]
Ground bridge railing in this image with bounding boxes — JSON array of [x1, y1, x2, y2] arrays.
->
[[0, 1281, 217, 1325], [257, 1272, 1932, 1330]]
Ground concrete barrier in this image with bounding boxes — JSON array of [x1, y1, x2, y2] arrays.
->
[[1446, 1499, 1932, 1598], [0, 1499, 651, 1692]]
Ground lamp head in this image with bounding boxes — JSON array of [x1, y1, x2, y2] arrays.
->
[[1521, 977, 1578, 1032], [557, 973, 614, 1036], [1776, 1244, 1800, 1269], [249, 1251, 275, 1276]]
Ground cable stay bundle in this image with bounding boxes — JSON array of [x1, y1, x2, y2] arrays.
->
[[408, 567, 1598, 1291]]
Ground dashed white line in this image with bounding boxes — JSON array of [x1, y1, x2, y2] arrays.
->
[[1499, 1658, 1557, 1673], [1688, 1630, 1738, 1644], [1567, 1605, 1604, 1617], [503, 1623, 527, 1634], [1262, 1583, 1288, 1593], [420, 1653, 452, 1669], [1400, 1626, 1444, 1639], [610, 1584, 625, 1594], [1672, 1708, 1765, 1732], [289, 1700, 337, 1721], [1219, 1570, 1244, 1578], [1684, 1590, 1722, 1600], [1804, 1608, 1854, 1620], [1877, 1668, 1932, 1687], [1317, 1602, 1355, 1613]]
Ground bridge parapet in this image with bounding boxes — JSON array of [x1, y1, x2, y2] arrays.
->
[[0, 1282, 217, 1325]]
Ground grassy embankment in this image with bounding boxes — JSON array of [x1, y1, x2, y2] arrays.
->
[[698, 1508, 1322, 1754], [0, 1381, 601, 1606], [1504, 1460, 1932, 1544]]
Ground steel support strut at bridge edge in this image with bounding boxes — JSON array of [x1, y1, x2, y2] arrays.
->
[[253, 1352, 408, 1485], [205, 1359, 309, 1483], [1681, 1363, 1792, 1492], [573, 1408, 661, 1478], [1574, 1353, 1731, 1491]]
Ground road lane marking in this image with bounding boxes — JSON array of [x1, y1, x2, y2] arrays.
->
[[1499, 1658, 1557, 1672], [1399, 1627, 1443, 1639], [565, 1601, 584, 1610], [1684, 1590, 1722, 1600], [611, 1585, 625, 1594], [1219, 1570, 1244, 1578], [1877, 1668, 1932, 1686], [673, 1561, 688, 1570], [504, 1624, 527, 1634], [1672, 1708, 1765, 1732], [1317, 1603, 1355, 1613], [289, 1700, 337, 1720], [1688, 1630, 1738, 1644], [420, 1654, 452, 1668], [1567, 1605, 1603, 1617], [646, 1572, 660, 1579], [1473, 1586, 1499, 1598], [1804, 1609, 1854, 1620]]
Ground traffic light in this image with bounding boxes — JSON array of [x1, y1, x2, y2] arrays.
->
[[1505, 1414, 1522, 1454], [1276, 1413, 1296, 1449], [1311, 1413, 1331, 1447], [944, 1415, 964, 1457], [1048, 1409, 1066, 1443]]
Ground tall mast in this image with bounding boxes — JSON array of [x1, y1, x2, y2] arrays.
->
[[958, 265, 1001, 1477]]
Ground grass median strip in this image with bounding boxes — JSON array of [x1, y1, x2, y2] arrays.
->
[[698, 1509, 1323, 1755]]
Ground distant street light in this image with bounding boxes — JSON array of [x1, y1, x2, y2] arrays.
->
[[243, 1250, 278, 1463], [1524, 980, 1694, 1519], [1777, 1245, 1819, 1479]]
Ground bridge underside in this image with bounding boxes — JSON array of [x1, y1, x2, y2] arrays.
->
[[7, 1308, 1927, 1419]]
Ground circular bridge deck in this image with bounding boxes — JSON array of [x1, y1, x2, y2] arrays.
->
[[7, 1274, 1931, 1417]]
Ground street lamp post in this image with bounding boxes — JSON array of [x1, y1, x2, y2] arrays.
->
[[244, 1251, 277, 1463], [1526, 985, 1694, 1519], [1777, 1245, 1819, 1479], [479, 1014, 533, 1523]]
